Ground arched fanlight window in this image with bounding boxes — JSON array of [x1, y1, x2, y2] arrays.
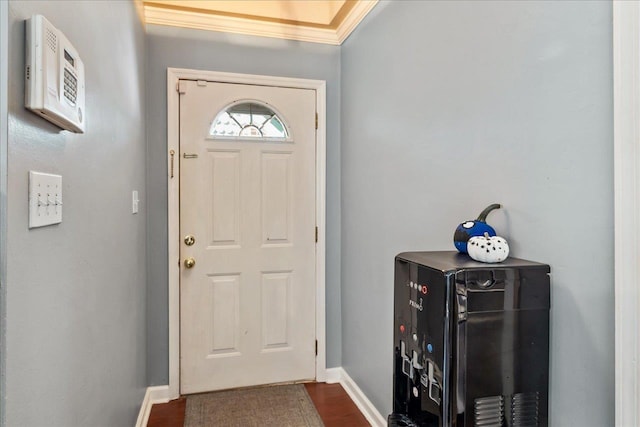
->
[[209, 101, 289, 140]]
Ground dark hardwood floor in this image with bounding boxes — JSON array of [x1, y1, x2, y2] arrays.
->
[[148, 397, 186, 427], [147, 382, 370, 427], [303, 383, 370, 426]]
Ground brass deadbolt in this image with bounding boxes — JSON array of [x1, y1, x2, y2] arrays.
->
[[184, 235, 195, 246]]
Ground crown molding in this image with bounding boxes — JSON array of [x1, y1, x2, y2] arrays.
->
[[144, 1, 377, 45], [336, 0, 378, 44]]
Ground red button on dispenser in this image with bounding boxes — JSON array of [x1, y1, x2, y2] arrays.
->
[[421, 285, 428, 295], [400, 324, 405, 334]]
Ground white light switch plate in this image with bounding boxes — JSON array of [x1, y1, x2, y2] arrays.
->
[[132, 190, 139, 214], [29, 171, 62, 228]]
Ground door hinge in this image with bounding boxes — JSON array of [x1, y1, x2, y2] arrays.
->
[[315, 340, 318, 356], [315, 113, 318, 130], [315, 226, 318, 243], [177, 81, 187, 94], [169, 150, 175, 179]]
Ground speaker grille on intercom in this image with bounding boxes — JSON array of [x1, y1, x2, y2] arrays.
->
[[474, 395, 504, 427], [511, 392, 539, 427], [46, 28, 57, 52]]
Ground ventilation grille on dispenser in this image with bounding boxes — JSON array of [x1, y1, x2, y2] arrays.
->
[[511, 392, 539, 426], [474, 392, 540, 427], [474, 395, 504, 427]]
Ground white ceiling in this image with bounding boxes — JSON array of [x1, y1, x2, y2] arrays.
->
[[142, 0, 378, 45]]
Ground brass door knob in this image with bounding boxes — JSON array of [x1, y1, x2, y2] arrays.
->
[[184, 258, 196, 269]]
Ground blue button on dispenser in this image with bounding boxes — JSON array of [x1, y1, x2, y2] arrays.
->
[[427, 343, 433, 353]]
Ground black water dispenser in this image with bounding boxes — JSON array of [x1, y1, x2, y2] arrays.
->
[[389, 251, 550, 427]]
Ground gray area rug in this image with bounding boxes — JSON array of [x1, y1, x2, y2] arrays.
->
[[184, 383, 324, 427]]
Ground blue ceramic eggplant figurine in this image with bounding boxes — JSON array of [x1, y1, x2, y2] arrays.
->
[[453, 204, 501, 253]]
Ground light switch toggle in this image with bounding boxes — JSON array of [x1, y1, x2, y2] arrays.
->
[[37, 194, 48, 207]]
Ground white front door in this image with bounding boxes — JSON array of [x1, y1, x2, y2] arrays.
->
[[179, 80, 317, 394]]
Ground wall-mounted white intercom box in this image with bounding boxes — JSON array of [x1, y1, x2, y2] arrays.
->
[[25, 15, 85, 133]]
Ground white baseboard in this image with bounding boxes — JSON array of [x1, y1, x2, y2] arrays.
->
[[324, 367, 386, 427], [325, 367, 342, 384], [135, 385, 171, 427]]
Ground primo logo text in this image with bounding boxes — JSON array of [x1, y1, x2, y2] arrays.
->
[[409, 297, 423, 311]]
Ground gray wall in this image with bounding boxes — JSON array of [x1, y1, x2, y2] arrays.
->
[[6, 1, 147, 426], [145, 25, 342, 385], [340, 1, 613, 424]]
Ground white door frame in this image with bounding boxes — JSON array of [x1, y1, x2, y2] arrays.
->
[[0, 0, 8, 424], [613, 2, 640, 425], [166, 68, 327, 399]]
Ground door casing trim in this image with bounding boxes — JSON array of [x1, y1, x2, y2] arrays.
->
[[613, 2, 640, 425], [166, 68, 327, 399]]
